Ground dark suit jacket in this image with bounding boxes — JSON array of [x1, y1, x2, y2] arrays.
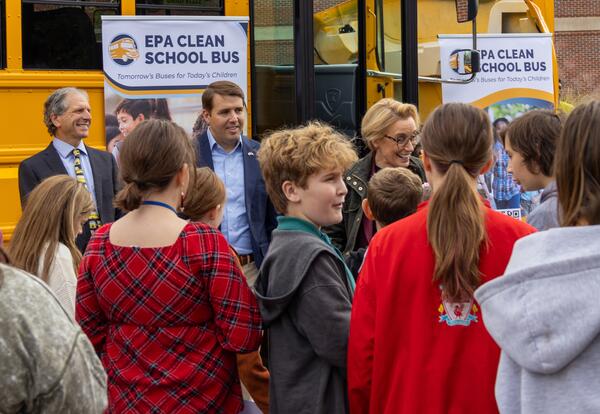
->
[[18, 142, 121, 251], [196, 132, 277, 268]]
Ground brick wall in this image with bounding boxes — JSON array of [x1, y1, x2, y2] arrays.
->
[[555, 0, 600, 18], [555, 31, 600, 96], [555, 1, 600, 98], [254, 0, 293, 26], [254, 40, 294, 65]]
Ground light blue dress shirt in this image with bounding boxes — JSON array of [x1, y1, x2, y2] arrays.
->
[[52, 138, 98, 207], [207, 129, 253, 255]]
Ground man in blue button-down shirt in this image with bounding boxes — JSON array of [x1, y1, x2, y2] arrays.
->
[[196, 81, 277, 286], [18, 87, 120, 251]]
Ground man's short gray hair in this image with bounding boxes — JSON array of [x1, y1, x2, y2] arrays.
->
[[43, 87, 89, 136]]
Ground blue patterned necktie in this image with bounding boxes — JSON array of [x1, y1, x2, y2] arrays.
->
[[72, 148, 102, 230]]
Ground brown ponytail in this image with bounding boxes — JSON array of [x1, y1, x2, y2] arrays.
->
[[114, 182, 145, 213], [421, 103, 493, 301]]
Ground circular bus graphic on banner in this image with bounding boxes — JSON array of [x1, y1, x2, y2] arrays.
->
[[109, 34, 140, 66]]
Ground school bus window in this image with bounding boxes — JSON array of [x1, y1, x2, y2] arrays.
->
[[136, 0, 223, 16], [21, 0, 120, 70], [377, 0, 402, 101], [94, 8, 119, 43]]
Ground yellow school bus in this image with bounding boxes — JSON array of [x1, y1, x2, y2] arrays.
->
[[0, 0, 247, 242], [312, 0, 556, 121], [0, 0, 556, 241]]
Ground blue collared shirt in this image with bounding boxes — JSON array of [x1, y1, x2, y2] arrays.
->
[[207, 128, 253, 255], [52, 138, 98, 207]]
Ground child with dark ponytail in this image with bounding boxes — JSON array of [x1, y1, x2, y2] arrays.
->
[[348, 103, 535, 414]]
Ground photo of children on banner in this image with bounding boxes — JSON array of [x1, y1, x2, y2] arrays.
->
[[111, 98, 172, 164]]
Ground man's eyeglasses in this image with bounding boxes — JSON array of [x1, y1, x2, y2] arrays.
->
[[383, 130, 420, 149]]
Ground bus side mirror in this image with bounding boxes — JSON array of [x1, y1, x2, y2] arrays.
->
[[450, 49, 481, 75], [455, 0, 479, 23]]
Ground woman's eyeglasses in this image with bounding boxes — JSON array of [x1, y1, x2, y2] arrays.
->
[[383, 130, 420, 149]]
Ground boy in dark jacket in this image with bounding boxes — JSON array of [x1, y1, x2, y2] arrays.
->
[[255, 122, 358, 414], [346, 167, 423, 278]]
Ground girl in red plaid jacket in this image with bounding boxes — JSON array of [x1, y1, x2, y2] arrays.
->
[[76, 119, 262, 413]]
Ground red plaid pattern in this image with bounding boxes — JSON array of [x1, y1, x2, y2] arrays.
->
[[76, 222, 262, 413]]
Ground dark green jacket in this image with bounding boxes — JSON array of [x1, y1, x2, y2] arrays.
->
[[326, 152, 426, 254]]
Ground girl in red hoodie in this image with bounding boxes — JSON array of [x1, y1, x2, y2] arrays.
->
[[347, 103, 535, 414]]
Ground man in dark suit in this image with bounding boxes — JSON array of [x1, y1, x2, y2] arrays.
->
[[196, 81, 277, 285], [19, 87, 120, 251]]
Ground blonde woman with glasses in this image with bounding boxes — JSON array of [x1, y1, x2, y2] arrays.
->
[[327, 98, 426, 256], [10, 175, 93, 317]]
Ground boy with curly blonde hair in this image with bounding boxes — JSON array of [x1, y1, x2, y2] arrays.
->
[[255, 121, 357, 414]]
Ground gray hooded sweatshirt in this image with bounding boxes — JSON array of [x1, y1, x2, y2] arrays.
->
[[475, 225, 600, 413], [255, 225, 353, 414], [526, 181, 560, 231]]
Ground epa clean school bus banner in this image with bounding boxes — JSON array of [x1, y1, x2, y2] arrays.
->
[[439, 34, 554, 111], [101, 16, 248, 142]]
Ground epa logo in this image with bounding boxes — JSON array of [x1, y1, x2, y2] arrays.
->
[[109, 34, 140, 66]]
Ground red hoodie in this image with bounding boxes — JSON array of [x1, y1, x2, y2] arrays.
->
[[348, 201, 535, 414]]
